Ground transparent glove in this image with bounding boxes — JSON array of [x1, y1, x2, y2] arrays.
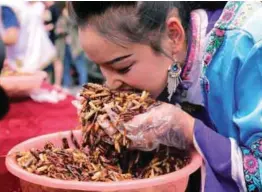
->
[[98, 103, 194, 151]]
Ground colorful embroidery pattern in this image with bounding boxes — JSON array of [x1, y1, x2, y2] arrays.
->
[[224, 2, 259, 30], [242, 139, 262, 192], [201, 2, 243, 84], [252, 139, 262, 159], [199, 2, 262, 191], [215, 2, 243, 30], [201, 1, 258, 92]]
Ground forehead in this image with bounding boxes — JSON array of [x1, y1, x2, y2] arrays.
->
[[79, 27, 131, 64]]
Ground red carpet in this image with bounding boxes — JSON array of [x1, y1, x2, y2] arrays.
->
[[0, 93, 78, 191]]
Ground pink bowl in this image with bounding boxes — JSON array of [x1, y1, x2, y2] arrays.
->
[[6, 130, 202, 192]]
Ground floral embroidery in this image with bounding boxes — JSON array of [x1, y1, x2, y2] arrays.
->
[[201, 28, 225, 92], [199, 1, 262, 191], [202, 1, 257, 73], [242, 140, 262, 192], [228, 2, 259, 30], [251, 139, 262, 159], [201, 1, 249, 93], [221, 10, 234, 21], [259, 145, 262, 153], [215, 29, 225, 37], [244, 155, 259, 174], [215, 1, 243, 29], [203, 53, 212, 65]]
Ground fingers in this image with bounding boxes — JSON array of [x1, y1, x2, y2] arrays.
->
[[125, 111, 168, 136], [128, 134, 160, 152], [97, 114, 118, 137], [125, 112, 174, 151], [126, 121, 161, 151], [103, 104, 119, 125], [99, 101, 185, 151]]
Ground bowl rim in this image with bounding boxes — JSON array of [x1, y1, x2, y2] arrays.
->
[[6, 130, 202, 191]]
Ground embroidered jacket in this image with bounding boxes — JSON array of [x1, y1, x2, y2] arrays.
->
[[192, 2, 262, 192]]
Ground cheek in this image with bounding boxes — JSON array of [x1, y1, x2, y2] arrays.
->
[[125, 57, 170, 98], [100, 67, 116, 82]]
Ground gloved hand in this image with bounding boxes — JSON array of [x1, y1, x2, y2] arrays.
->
[[97, 102, 195, 151]]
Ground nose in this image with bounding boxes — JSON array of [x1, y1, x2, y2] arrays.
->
[[105, 79, 122, 90], [100, 67, 123, 90]]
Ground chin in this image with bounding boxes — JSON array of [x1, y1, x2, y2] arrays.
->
[[150, 90, 162, 99]]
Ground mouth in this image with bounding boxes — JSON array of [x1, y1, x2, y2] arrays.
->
[[118, 87, 142, 93], [102, 83, 142, 94]]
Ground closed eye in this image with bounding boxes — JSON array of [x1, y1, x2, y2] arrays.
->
[[116, 62, 135, 74]]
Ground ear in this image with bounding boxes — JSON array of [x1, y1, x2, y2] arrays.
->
[[166, 17, 186, 55]]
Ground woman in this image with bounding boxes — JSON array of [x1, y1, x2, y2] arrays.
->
[[41, 1, 63, 87], [69, 2, 262, 191], [55, 6, 89, 88]]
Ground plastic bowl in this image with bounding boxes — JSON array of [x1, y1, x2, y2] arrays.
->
[[6, 130, 202, 192]]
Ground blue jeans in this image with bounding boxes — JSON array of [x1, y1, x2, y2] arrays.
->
[[63, 45, 88, 87]]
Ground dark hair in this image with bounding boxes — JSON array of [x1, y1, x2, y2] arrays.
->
[[0, 85, 9, 119], [68, 1, 226, 51], [0, 37, 10, 119]]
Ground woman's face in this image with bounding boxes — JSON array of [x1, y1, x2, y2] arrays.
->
[[79, 27, 176, 98]]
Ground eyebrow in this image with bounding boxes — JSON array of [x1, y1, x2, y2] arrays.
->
[[102, 54, 132, 65]]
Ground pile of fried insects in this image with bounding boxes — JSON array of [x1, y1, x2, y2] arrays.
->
[[15, 83, 190, 181]]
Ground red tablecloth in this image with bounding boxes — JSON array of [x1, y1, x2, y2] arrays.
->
[[0, 88, 78, 192]]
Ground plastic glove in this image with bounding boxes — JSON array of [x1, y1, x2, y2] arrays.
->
[[98, 103, 194, 151]]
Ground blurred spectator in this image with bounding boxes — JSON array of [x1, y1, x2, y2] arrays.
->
[[43, 1, 60, 45], [55, 6, 88, 88], [0, 1, 56, 73], [41, 1, 63, 88]]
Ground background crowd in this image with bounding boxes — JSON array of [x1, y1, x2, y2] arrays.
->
[[0, 1, 103, 93], [0, 2, 101, 191]]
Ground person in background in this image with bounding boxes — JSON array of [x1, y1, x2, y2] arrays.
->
[[0, 1, 56, 74], [56, 6, 88, 88], [42, 1, 63, 88], [43, 1, 60, 45]]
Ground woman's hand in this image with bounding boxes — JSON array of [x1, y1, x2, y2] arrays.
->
[[98, 102, 195, 151]]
